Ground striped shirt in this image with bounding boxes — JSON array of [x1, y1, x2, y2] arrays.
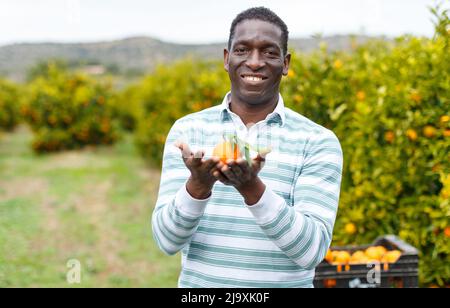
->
[[152, 92, 343, 288]]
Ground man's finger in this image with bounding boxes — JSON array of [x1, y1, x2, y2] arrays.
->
[[205, 157, 220, 170], [252, 154, 266, 169], [213, 170, 231, 185], [258, 147, 272, 158], [229, 159, 245, 178], [191, 150, 204, 166], [175, 142, 193, 160], [221, 163, 238, 183]]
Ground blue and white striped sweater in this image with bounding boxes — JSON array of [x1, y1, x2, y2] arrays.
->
[[152, 93, 343, 288]]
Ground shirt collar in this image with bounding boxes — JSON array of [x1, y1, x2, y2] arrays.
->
[[219, 91, 286, 126]]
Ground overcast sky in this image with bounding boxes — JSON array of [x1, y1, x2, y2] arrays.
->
[[0, 0, 447, 46]]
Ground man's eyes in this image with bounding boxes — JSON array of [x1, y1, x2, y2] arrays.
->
[[264, 50, 277, 55], [233, 48, 278, 56], [234, 47, 248, 53]]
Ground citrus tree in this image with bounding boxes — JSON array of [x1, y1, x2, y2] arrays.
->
[[282, 8, 449, 286], [23, 61, 120, 152], [129, 59, 230, 165], [0, 79, 21, 132]]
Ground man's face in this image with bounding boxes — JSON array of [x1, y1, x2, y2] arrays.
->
[[224, 19, 291, 105]]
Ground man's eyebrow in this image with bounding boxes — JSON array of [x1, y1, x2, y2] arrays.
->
[[232, 40, 281, 50]]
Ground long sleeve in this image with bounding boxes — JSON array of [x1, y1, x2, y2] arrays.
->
[[247, 129, 343, 270], [152, 121, 210, 255]]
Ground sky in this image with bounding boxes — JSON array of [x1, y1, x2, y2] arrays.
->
[[0, 0, 447, 46]]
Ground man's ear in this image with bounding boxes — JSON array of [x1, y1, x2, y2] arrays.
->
[[224, 48, 230, 72], [282, 53, 291, 76]]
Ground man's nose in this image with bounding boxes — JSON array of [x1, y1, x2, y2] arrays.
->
[[245, 50, 265, 70]]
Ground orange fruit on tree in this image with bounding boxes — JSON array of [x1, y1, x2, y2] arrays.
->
[[406, 129, 418, 141], [385, 131, 395, 143], [410, 90, 422, 103], [440, 115, 450, 124], [20, 105, 29, 116], [354, 186, 364, 198], [97, 96, 105, 105], [442, 189, 450, 199], [100, 120, 111, 133], [63, 115, 72, 124], [423, 125, 436, 138], [213, 141, 241, 163], [293, 94, 303, 103], [345, 223, 357, 235], [432, 163, 442, 173], [444, 129, 450, 138], [356, 91, 366, 101], [444, 227, 450, 238], [48, 115, 57, 126], [333, 59, 343, 69]]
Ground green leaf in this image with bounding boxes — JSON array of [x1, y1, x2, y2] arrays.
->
[[245, 144, 251, 167]]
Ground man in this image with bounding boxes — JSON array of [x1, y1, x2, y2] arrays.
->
[[152, 7, 343, 288]]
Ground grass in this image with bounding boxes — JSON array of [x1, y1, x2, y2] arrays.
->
[[0, 126, 181, 287]]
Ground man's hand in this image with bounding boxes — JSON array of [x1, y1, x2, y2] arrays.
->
[[213, 153, 269, 205], [175, 141, 220, 200]]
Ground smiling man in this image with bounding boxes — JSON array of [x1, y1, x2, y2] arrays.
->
[[152, 7, 343, 288]]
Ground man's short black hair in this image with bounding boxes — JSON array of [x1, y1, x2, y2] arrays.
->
[[228, 7, 289, 56]]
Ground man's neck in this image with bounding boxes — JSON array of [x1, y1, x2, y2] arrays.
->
[[229, 93, 279, 126]]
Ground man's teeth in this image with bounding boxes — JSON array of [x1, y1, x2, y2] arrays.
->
[[244, 76, 263, 81]]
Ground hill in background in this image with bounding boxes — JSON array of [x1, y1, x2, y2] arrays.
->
[[0, 35, 380, 81]]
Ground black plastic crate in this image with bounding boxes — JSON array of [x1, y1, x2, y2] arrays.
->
[[314, 235, 419, 288]]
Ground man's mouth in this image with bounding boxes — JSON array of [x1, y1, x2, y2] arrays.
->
[[240, 74, 268, 83]]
